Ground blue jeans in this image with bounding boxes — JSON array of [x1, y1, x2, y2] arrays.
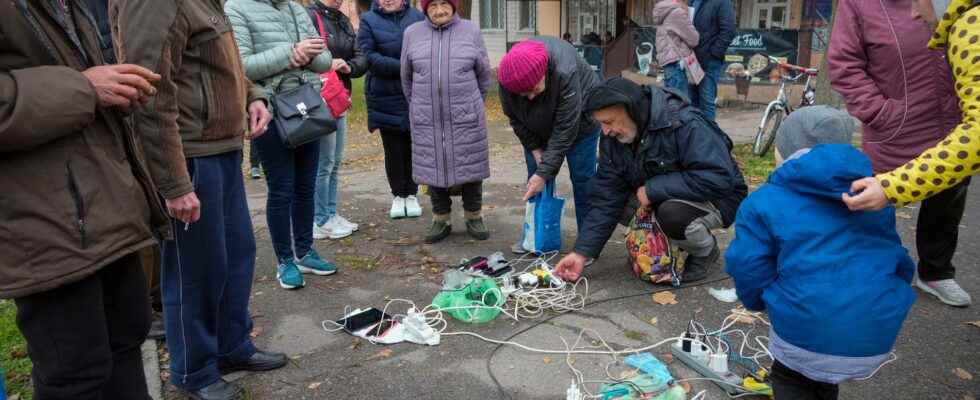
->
[[161, 151, 257, 391], [255, 123, 320, 262], [690, 58, 723, 121], [523, 130, 600, 234], [314, 115, 347, 226], [663, 62, 691, 101]]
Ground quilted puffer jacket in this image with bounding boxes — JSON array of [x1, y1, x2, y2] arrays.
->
[[225, 0, 332, 98]]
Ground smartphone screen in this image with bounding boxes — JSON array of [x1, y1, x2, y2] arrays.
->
[[337, 308, 390, 332]]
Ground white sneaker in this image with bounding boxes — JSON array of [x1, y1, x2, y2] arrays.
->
[[915, 277, 972, 307], [405, 195, 422, 218], [313, 222, 330, 240], [390, 197, 407, 219], [325, 216, 353, 239], [334, 214, 359, 231]]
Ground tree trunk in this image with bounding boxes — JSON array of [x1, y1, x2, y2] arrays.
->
[[815, 0, 843, 107]]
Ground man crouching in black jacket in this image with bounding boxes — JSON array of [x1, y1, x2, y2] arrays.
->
[[554, 77, 747, 283]]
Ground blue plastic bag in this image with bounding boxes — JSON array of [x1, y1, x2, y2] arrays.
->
[[520, 180, 565, 253]]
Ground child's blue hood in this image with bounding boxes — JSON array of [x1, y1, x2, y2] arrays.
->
[[768, 144, 872, 201]]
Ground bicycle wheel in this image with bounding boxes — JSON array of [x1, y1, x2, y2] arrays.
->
[[753, 106, 785, 156]]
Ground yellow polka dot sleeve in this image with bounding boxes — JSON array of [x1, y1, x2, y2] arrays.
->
[[877, 5, 980, 207]]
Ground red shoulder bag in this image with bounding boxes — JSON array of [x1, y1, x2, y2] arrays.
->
[[313, 12, 352, 118]]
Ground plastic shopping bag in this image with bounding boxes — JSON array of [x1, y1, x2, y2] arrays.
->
[[625, 207, 681, 286], [520, 180, 565, 253]]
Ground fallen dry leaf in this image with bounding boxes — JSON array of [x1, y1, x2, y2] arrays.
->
[[680, 382, 692, 393], [963, 395, 976, 400], [619, 369, 640, 380], [308, 382, 323, 390], [953, 368, 973, 381], [652, 292, 678, 305], [965, 321, 980, 329], [649, 317, 659, 325], [896, 211, 913, 219], [542, 356, 552, 364], [366, 348, 394, 361], [349, 339, 362, 350]]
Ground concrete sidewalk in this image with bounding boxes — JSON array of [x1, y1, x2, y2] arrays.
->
[[156, 109, 979, 400]]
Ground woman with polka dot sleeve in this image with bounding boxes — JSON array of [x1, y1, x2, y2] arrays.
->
[[844, 0, 978, 307]]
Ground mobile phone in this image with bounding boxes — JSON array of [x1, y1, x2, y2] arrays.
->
[[369, 319, 398, 338], [336, 308, 390, 332]]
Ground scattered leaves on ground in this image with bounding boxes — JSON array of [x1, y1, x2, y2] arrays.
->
[[350, 339, 362, 351], [308, 382, 323, 390], [680, 382, 692, 393], [542, 356, 552, 364], [953, 368, 973, 381], [965, 320, 980, 329], [652, 292, 678, 305], [366, 348, 394, 361], [623, 330, 650, 341], [649, 317, 659, 326]]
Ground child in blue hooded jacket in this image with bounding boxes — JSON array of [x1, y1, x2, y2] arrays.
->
[[726, 106, 915, 400]]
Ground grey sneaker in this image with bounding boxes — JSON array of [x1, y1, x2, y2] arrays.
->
[[915, 278, 972, 307]]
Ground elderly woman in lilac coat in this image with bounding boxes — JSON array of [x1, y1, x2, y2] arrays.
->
[[401, 0, 492, 244]]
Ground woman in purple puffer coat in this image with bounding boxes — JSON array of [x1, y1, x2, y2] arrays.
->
[[401, 0, 492, 244]]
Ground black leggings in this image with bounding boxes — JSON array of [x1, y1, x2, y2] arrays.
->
[[380, 129, 418, 197]]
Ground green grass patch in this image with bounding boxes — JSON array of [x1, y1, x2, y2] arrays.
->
[[1, 299, 33, 400], [732, 143, 777, 186]]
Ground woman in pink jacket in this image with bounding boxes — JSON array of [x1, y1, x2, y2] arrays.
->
[[653, 0, 699, 99], [828, 0, 968, 307]]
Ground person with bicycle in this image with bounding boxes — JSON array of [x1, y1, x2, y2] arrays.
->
[[553, 77, 747, 283], [829, 0, 968, 307]]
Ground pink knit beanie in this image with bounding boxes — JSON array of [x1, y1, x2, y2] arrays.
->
[[498, 40, 549, 94]]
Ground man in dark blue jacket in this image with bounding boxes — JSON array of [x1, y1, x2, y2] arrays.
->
[[691, 0, 735, 121], [554, 77, 746, 283]]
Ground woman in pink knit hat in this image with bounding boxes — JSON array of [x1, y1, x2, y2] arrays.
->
[[498, 37, 602, 254]]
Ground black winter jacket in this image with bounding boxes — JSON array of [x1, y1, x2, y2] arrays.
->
[[574, 85, 747, 258], [692, 0, 736, 64], [500, 36, 601, 181], [308, 2, 368, 92]]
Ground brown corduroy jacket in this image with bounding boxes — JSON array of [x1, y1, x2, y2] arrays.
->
[[110, 0, 267, 200], [0, 0, 169, 298]]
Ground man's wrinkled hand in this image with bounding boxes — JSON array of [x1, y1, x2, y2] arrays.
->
[[166, 192, 201, 224], [82, 64, 160, 108], [554, 252, 587, 282], [523, 174, 546, 201], [247, 100, 272, 139], [636, 185, 651, 208]]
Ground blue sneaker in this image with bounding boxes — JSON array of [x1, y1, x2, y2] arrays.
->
[[296, 250, 337, 276], [277, 259, 305, 290]]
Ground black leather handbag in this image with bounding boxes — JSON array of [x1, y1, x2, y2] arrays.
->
[[271, 5, 337, 148], [272, 74, 337, 148]]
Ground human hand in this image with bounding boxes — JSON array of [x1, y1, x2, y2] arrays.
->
[[531, 148, 544, 164], [842, 177, 890, 211], [247, 100, 272, 139], [636, 185, 651, 208], [554, 252, 587, 282], [82, 64, 160, 108], [290, 46, 312, 68], [166, 192, 201, 223], [296, 38, 326, 58], [523, 174, 546, 201], [332, 58, 351, 74]]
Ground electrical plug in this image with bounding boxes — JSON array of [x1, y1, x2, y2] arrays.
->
[[566, 381, 582, 400]]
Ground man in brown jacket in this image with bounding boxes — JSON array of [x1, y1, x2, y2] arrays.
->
[[111, 1, 277, 399], [0, 1, 169, 398]]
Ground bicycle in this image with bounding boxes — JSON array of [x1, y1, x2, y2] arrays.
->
[[751, 55, 819, 156]]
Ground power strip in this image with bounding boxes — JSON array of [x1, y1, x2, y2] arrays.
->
[[670, 341, 744, 395]]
